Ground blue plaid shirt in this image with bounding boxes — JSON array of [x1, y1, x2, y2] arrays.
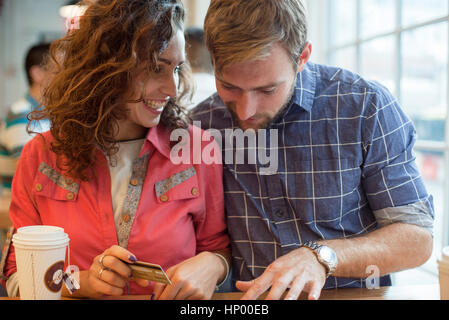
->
[[190, 62, 434, 289]]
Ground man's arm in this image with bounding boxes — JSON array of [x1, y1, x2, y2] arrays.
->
[[237, 221, 433, 300], [321, 222, 433, 278]]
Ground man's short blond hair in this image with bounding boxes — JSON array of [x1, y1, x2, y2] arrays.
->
[[204, 0, 308, 76]]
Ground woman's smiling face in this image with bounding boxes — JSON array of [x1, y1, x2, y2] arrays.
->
[[117, 29, 186, 141]]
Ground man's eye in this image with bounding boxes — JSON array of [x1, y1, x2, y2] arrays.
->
[[222, 84, 235, 90], [174, 65, 181, 74], [261, 88, 276, 95]]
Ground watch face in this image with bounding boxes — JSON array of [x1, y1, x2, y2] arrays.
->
[[318, 246, 337, 265]]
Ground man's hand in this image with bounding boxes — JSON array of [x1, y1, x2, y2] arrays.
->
[[236, 247, 327, 300]]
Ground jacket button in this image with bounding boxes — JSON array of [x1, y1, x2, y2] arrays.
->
[[66, 192, 75, 200], [130, 179, 139, 186], [160, 195, 169, 202], [122, 214, 131, 223], [35, 184, 43, 192], [275, 209, 284, 218], [191, 187, 198, 196]]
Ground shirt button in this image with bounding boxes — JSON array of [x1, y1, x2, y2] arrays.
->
[[130, 179, 139, 186], [122, 214, 131, 223], [191, 187, 198, 196], [35, 184, 43, 192], [274, 209, 284, 218], [160, 195, 169, 202], [66, 192, 75, 200]]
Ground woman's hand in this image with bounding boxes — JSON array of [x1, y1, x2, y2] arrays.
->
[[152, 251, 227, 300], [75, 245, 150, 298]]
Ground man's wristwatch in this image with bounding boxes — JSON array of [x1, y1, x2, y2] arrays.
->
[[300, 241, 338, 278]]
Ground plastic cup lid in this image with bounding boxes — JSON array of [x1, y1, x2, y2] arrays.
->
[[12, 225, 69, 244]]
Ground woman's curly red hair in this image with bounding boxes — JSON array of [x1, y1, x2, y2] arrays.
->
[[30, 0, 192, 181]]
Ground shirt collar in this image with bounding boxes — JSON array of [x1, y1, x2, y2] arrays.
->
[[290, 61, 316, 113], [140, 123, 172, 159], [283, 62, 318, 116]]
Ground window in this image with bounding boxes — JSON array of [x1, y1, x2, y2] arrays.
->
[[325, 0, 449, 276]]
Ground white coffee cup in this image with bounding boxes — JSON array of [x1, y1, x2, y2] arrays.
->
[[438, 246, 449, 300], [12, 226, 70, 300]]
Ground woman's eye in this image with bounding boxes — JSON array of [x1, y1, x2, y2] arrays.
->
[[154, 66, 162, 74]]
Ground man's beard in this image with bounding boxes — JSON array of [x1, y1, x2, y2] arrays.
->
[[225, 77, 297, 131]]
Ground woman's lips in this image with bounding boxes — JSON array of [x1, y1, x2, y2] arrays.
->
[[143, 99, 167, 115]]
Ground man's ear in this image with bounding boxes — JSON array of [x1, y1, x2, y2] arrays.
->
[[297, 41, 312, 73], [29, 65, 45, 85]]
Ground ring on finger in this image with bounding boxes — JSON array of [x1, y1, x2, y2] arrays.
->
[[98, 267, 106, 280], [99, 254, 106, 269]]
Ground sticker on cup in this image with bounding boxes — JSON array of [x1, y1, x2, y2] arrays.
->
[[44, 260, 65, 292]]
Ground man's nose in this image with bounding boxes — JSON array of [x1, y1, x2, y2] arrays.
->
[[235, 92, 257, 121]]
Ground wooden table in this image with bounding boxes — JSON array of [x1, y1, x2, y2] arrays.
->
[[42, 284, 438, 300], [0, 195, 11, 229], [0, 284, 441, 300]]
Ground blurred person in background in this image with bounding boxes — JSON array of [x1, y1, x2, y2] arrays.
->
[[0, 0, 229, 299], [184, 26, 216, 109], [0, 43, 52, 197]]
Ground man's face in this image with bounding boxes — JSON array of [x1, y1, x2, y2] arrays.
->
[[215, 42, 309, 131]]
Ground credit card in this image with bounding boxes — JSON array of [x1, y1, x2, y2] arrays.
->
[[127, 261, 172, 285]]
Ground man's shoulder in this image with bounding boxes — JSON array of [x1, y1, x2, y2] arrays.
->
[[311, 62, 386, 93]]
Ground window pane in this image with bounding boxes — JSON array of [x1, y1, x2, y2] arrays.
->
[[331, 47, 357, 73], [401, 22, 447, 142], [360, 35, 397, 95], [329, 0, 357, 47], [415, 150, 446, 274], [360, 0, 396, 39], [402, 0, 448, 27]]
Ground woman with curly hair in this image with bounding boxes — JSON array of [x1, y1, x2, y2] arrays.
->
[[1, 0, 230, 299]]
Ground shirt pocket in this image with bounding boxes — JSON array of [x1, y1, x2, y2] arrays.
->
[[154, 166, 200, 203], [32, 162, 80, 202], [295, 158, 361, 222]]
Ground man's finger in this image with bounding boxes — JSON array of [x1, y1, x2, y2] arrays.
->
[[240, 274, 273, 300], [284, 276, 307, 300], [307, 280, 323, 300], [235, 280, 252, 292], [265, 273, 294, 300]]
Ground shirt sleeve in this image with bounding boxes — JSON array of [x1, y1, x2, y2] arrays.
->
[[192, 131, 230, 253], [373, 200, 434, 236], [361, 83, 434, 219], [1, 139, 43, 280], [5, 272, 19, 297]]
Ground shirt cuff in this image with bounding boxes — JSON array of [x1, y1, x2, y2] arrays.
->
[[373, 200, 434, 236], [6, 272, 19, 297]]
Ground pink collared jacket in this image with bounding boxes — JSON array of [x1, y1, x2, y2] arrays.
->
[[0, 123, 229, 295]]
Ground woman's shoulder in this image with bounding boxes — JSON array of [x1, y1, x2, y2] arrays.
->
[[21, 130, 55, 159]]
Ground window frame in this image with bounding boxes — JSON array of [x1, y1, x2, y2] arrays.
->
[[324, 0, 449, 275]]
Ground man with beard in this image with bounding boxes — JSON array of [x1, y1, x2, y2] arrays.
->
[[190, 0, 434, 300]]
